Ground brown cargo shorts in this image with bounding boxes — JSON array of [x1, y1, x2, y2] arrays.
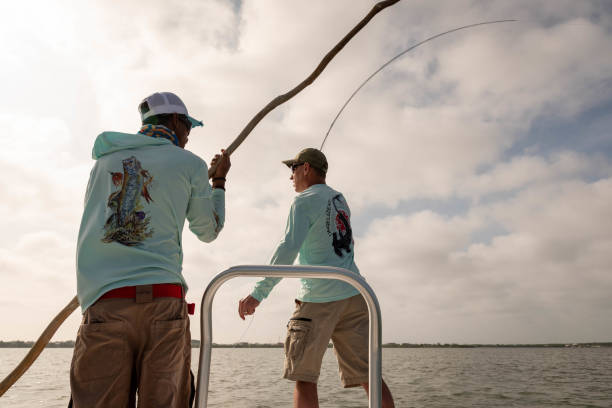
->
[[283, 294, 369, 387], [70, 296, 191, 408]]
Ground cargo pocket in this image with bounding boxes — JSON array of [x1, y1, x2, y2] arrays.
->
[[149, 317, 189, 373], [71, 321, 126, 382], [284, 319, 312, 364]]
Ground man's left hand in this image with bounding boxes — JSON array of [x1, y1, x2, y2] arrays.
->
[[238, 295, 260, 320], [211, 149, 231, 178]]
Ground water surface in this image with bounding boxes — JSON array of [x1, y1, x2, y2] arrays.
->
[[1, 347, 611, 407]]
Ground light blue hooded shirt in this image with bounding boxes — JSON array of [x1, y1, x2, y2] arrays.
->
[[76, 131, 225, 312], [251, 184, 360, 303]]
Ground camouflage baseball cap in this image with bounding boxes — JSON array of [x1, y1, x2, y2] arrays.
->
[[282, 148, 328, 174]]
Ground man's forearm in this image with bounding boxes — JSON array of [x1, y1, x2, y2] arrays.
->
[[251, 277, 282, 302]]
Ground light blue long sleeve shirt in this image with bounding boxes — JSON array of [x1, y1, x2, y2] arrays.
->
[[76, 131, 225, 312], [251, 184, 360, 303]]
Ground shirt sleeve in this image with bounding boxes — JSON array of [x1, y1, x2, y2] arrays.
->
[[186, 162, 225, 243], [83, 167, 96, 207], [251, 198, 310, 301]]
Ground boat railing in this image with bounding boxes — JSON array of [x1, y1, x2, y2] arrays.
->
[[195, 265, 383, 408]]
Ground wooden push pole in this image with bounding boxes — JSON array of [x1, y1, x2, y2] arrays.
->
[[208, 0, 402, 178], [0, 296, 79, 397]]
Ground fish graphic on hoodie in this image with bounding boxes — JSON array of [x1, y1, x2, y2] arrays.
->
[[102, 155, 154, 246]]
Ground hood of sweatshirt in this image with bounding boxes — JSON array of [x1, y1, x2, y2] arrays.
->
[[92, 131, 172, 160]]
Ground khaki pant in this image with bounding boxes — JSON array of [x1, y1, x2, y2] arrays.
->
[[284, 294, 369, 387], [70, 296, 191, 408]]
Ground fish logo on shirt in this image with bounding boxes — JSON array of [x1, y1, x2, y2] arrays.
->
[[102, 156, 154, 246], [331, 194, 352, 257]]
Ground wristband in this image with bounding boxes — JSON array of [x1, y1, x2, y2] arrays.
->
[[212, 185, 226, 191], [212, 177, 226, 182]]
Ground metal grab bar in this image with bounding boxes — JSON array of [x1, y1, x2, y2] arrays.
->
[[195, 265, 383, 408]]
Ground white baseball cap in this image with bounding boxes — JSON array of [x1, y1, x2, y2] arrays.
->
[[138, 92, 204, 128]]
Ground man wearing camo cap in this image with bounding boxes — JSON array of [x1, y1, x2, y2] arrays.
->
[[238, 148, 394, 407]]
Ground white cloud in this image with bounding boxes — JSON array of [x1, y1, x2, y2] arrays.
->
[[357, 176, 612, 343], [462, 151, 611, 198]]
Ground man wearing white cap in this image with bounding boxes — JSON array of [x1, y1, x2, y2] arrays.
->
[[70, 92, 230, 407]]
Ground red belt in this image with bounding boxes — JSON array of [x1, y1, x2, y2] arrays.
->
[[101, 283, 184, 299], [101, 283, 195, 315]]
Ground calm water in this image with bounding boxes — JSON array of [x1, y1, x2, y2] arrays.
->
[[1, 347, 611, 407]]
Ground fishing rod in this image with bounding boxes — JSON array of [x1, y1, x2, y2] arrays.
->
[[0, 0, 402, 398], [320, 19, 517, 151]]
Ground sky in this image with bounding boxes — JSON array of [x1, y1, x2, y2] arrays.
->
[[0, 0, 611, 346]]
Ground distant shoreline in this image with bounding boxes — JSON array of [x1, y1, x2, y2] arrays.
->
[[1, 340, 611, 349]]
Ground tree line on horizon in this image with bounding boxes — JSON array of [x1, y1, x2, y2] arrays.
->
[[1, 340, 611, 348]]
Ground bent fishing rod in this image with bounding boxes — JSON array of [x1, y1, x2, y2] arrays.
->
[[320, 19, 516, 150], [0, 0, 402, 397]]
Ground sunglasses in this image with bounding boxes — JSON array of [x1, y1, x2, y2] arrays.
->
[[179, 116, 192, 131], [291, 163, 304, 172]]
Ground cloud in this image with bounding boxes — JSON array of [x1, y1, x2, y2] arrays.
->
[[357, 176, 612, 343], [463, 151, 611, 198]]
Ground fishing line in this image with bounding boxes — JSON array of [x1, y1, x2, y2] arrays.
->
[[237, 314, 256, 344], [320, 19, 517, 151]]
